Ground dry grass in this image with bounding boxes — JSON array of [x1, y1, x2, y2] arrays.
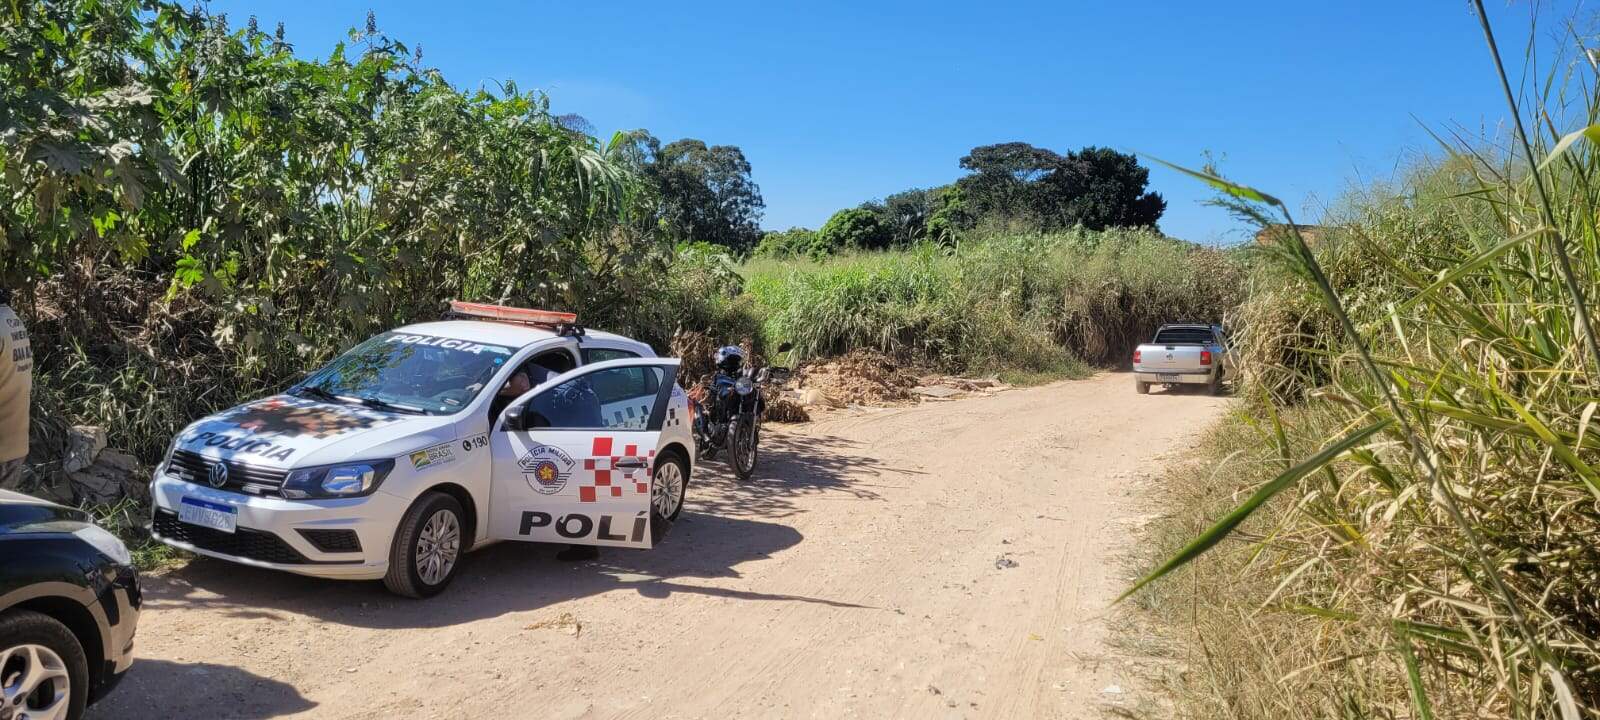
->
[[1128, 7, 1600, 716]]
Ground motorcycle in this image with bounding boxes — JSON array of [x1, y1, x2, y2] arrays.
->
[[691, 344, 792, 481]]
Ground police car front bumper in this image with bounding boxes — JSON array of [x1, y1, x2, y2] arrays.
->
[[149, 473, 404, 580]]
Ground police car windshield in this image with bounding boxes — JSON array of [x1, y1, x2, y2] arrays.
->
[[292, 332, 515, 416]]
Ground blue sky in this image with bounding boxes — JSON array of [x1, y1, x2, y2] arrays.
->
[[209, 1, 1571, 244]]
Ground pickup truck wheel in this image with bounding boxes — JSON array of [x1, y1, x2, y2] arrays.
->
[[384, 492, 465, 599], [1135, 379, 1150, 395], [1207, 372, 1223, 396], [0, 609, 88, 720]]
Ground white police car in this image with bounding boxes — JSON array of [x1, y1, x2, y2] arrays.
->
[[150, 302, 694, 597]]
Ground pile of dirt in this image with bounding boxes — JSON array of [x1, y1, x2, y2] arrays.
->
[[763, 397, 811, 423], [792, 350, 918, 406]]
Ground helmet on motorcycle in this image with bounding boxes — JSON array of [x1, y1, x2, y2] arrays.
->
[[714, 345, 746, 374]]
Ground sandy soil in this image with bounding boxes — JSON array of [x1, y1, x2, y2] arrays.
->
[[89, 372, 1227, 720]]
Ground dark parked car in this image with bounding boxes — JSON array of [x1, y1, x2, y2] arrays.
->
[[0, 489, 141, 720]]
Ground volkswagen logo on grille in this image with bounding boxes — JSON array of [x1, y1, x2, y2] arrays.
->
[[208, 461, 229, 488]]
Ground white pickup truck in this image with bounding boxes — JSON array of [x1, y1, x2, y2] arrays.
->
[[1132, 323, 1228, 395]]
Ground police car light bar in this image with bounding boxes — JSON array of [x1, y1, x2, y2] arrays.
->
[[447, 300, 578, 327]]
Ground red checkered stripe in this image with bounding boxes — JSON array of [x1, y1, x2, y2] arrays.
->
[[578, 436, 654, 503]]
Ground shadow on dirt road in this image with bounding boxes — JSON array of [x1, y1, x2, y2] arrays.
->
[[134, 432, 892, 630], [93, 659, 316, 718], [87, 430, 903, 718]]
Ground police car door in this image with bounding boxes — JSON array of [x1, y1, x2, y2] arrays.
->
[[486, 358, 680, 549]]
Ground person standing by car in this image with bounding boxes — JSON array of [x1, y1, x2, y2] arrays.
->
[[0, 288, 32, 491]]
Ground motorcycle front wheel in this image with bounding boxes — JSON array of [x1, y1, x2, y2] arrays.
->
[[730, 413, 759, 481]]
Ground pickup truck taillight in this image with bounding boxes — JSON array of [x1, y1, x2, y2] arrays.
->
[[1200, 349, 1213, 366], [1132, 349, 1141, 365]]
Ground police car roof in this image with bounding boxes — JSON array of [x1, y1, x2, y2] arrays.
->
[[393, 320, 649, 352], [395, 320, 557, 348]]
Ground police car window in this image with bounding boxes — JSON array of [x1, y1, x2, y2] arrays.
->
[[584, 348, 639, 363], [528, 367, 662, 430], [292, 332, 514, 416]]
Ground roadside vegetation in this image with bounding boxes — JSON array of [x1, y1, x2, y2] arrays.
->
[[1, 1, 1238, 552], [742, 229, 1241, 374], [1129, 5, 1600, 716]]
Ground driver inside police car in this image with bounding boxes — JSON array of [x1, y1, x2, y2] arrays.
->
[[486, 362, 553, 423]]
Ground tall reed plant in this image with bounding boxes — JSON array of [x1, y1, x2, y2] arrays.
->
[[1130, 4, 1600, 716]]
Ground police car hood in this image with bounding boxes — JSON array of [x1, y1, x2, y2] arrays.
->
[[176, 394, 456, 469]]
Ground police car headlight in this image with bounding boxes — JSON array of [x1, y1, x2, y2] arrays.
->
[[734, 377, 754, 395], [282, 460, 395, 499], [158, 436, 181, 476]]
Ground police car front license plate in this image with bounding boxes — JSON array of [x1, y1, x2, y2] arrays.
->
[[179, 497, 237, 534]]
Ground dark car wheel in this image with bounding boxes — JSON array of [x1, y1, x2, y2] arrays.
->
[[383, 492, 465, 599], [0, 609, 88, 720]]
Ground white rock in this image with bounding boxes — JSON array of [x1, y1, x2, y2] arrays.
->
[[63, 426, 107, 473]]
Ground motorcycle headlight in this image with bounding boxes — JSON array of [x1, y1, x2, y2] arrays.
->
[[734, 377, 754, 395], [282, 459, 395, 499], [74, 524, 133, 566]]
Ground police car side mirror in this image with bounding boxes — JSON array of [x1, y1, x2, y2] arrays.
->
[[503, 404, 525, 432]]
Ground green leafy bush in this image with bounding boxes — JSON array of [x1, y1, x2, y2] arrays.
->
[[752, 227, 817, 258], [812, 208, 892, 256], [1, 2, 680, 468]]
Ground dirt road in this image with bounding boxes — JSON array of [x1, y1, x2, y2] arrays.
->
[[89, 373, 1227, 720]]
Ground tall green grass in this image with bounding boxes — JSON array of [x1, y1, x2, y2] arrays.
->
[[742, 228, 1244, 375], [1131, 5, 1600, 716]]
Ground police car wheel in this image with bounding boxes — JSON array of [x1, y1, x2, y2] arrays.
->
[[650, 451, 689, 543], [383, 492, 464, 599]]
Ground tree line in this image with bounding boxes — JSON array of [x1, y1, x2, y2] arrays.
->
[[751, 143, 1167, 259]]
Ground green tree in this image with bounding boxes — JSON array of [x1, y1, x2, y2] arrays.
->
[[1038, 147, 1165, 230], [753, 227, 816, 258], [644, 137, 765, 252], [955, 142, 1062, 223], [951, 143, 1164, 232], [812, 208, 890, 257], [924, 185, 969, 245], [880, 188, 934, 245]]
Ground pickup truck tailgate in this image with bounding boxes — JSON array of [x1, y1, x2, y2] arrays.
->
[[1137, 344, 1207, 372]]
